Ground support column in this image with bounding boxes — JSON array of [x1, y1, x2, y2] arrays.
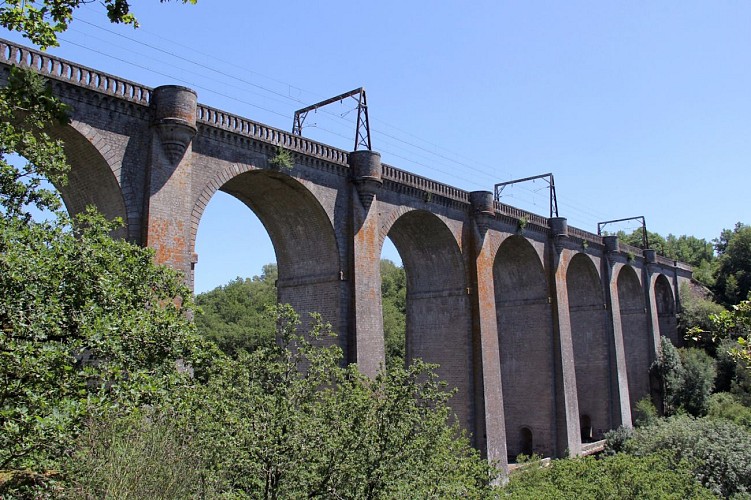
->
[[603, 236, 633, 428], [548, 223, 582, 457], [468, 191, 507, 474], [143, 85, 198, 281], [644, 253, 662, 360], [349, 150, 385, 377], [644, 256, 663, 404]]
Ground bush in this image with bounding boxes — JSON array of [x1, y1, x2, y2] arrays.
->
[[624, 415, 751, 497], [707, 392, 751, 430], [603, 425, 633, 456], [678, 348, 716, 417], [502, 453, 713, 499], [634, 397, 659, 427], [63, 411, 209, 499], [176, 305, 494, 498]]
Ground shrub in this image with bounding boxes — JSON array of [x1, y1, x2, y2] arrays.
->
[[624, 415, 751, 497], [678, 348, 716, 417], [707, 392, 751, 430], [62, 411, 209, 499], [503, 453, 713, 499]]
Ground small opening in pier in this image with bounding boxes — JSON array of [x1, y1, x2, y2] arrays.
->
[[520, 427, 534, 456]]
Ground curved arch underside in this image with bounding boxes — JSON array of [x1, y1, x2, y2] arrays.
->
[[219, 170, 343, 346], [52, 124, 130, 240], [494, 236, 555, 459], [567, 253, 611, 440], [655, 275, 679, 346], [617, 265, 650, 410], [387, 210, 474, 432]]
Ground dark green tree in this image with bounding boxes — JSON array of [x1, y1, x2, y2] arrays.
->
[[175, 305, 494, 498], [677, 348, 716, 417], [714, 223, 751, 306], [194, 264, 278, 356]]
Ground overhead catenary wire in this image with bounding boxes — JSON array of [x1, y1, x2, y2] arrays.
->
[[56, 11, 614, 229]]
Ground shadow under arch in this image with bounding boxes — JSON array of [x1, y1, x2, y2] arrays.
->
[[654, 274, 679, 346], [383, 209, 474, 435], [617, 265, 650, 410], [193, 168, 343, 349], [566, 253, 611, 440], [494, 235, 555, 459], [49, 122, 131, 240]]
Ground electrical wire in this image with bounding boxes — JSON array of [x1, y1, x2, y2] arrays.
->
[[58, 13, 616, 229]]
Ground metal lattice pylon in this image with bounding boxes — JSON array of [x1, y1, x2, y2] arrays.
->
[[292, 87, 371, 151]]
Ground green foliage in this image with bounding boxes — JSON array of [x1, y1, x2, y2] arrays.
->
[[654, 338, 716, 417], [714, 223, 751, 306], [624, 415, 751, 498], [0, 0, 197, 49], [679, 283, 726, 351], [502, 453, 713, 499], [63, 410, 209, 499], [381, 259, 406, 368], [654, 336, 685, 416], [0, 210, 215, 472], [268, 145, 294, 170], [603, 425, 633, 456], [707, 392, 751, 430], [634, 397, 659, 427], [176, 304, 494, 498], [194, 264, 278, 356], [0, 67, 70, 221], [678, 348, 716, 417]]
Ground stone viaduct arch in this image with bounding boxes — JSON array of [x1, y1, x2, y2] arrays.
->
[[1, 38, 696, 474], [566, 253, 611, 441], [494, 236, 556, 459], [380, 209, 474, 432]]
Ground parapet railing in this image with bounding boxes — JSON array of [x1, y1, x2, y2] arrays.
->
[[381, 163, 470, 203], [0, 39, 151, 105], [196, 104, 350, 165], [569, 226, 603, 244]]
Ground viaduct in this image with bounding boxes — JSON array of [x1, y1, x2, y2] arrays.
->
[[0, 38, 692, 471]]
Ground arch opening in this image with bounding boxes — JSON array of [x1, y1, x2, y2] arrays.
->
[[655, 274, 679, 346], [379, 237, 406, 369], [384, 210, 474, 434], [192, 169, 343, 351], [494, 236, 556, 460], [567, 253, 611, 441]]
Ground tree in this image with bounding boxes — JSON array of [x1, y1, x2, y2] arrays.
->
[[0, 0, 196, 49], [654, 336, 684, 416], [618, 229, 717, 287], [194, 264, 278, 356], [174, 305, 494, 498], [0, 209, 216, 477], [677, 348, 716, 417], [714, 223, 751, 306]]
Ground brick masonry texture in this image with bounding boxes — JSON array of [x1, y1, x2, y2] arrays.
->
[[0, 38, 696, 473]]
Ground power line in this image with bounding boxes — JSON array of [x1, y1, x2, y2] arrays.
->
[[57, 15, 614, 230]]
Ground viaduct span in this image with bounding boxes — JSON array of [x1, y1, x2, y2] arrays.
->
[[0, 39, 692, 470]]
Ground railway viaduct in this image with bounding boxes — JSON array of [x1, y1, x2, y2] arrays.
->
[[0, 39, 693, 471]]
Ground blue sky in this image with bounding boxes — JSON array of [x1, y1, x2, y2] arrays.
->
[[2, 1, 749, 293]]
